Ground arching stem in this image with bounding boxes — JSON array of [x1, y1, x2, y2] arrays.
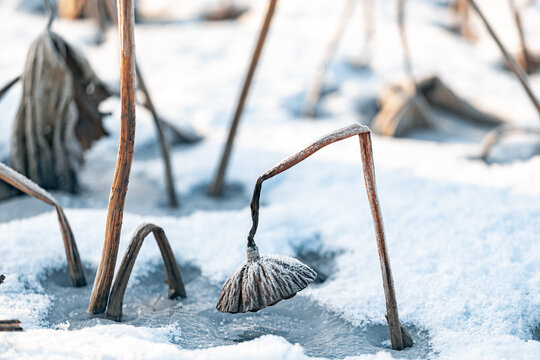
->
[[0, 163, 86, 287], [209, 0, 279, 197], [246, 124, 412, 350], [106, 223, 186, 321]]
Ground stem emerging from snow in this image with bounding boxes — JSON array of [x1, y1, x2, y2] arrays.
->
[[468, 0, 540, 118], [246, 124, 412, 350], [88, 0, 136, 314], [106, 223, 186, 321], [209, 0, 279, 197]]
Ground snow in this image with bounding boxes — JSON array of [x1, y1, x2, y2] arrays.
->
[[1, 0, 540, 358]]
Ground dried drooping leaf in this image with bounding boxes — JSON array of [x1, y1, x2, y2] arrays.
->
[[202, 2, 249, 21], [372, 75, 504, 137], [11, 31, 110, 193]]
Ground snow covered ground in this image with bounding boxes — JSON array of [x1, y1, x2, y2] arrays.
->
[[0, 0, 540, 358]]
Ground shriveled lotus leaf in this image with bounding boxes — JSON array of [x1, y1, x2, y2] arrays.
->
[[203, 3, 249, 21], [417, 76, 504, 126], [372, 85, 430, 137], [0, 320, 23, 332], [372, 75, 504, 137], [11, 31, 109, 193]]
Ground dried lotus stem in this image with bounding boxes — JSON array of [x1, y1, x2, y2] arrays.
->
[[135, 65, 178, 208], [478, 124, 540, 161], [209, 0, 279, 197], [302, 0, 357, 117], [0, 320, 23, 332], [0, 76, 20, 101], [468, 0, 540, 117], [246, 124, 412, 350], [106, 223, 186, 321], [88, 0, 136, 314], [0, 163, 86, 287]]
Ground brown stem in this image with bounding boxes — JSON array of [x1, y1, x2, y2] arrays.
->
[[246, 123, 411, 350], [208, 0, 279, 197], [136, 65, 179, 208], [106, 1, 178, 207], [0, 163, 86, 287], [302, 0, 356, 117], [0, 320, 23, 332], [88, 0, 136, 314], [468, 0, 540, 118], [397, 0, 415, 86], [106, 223, 186, 321], [508, 0, 531, 73], [479, 124, 540, 161], [0, 76, 20, 101]]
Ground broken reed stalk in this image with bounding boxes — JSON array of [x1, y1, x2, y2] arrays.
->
[[301, 0, 357, 117], [106, 223, 186, 321], [135, 65, 178, 208], [508, 0, 531, 72], [225, 124, 411, 350], [0, 163, 86, 287], [208, 0, 279, 197], [0, 76, 20, 101], [0, 320, 23, 332], [468, 0, 540, 117], [88, 0, 136, 314]]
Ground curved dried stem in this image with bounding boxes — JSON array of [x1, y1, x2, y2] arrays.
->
[[468, 0, 540, 118], [209, 0, 279, 197], [135, 65, 178, 208], [44, 0, 56, 31], [479, 124, 540, 161], [106, 223, 186, 321], [246, 123, 412, 350], [0, 76, 20, 101], [89, 0, 136, 314], [302, 0, 357, 117], [0, 163, 86, 287]]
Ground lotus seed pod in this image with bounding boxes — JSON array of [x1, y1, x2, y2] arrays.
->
[[216, 245, 317, 313]]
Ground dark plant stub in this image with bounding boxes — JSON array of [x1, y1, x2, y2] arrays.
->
[[216, 245, 316, 313]]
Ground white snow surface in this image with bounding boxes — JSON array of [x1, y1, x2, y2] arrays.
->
[[1, 0, 540, 358]]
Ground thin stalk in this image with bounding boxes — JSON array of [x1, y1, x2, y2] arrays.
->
[[397, 0, 414, 86], [0, 163, 86, 287], [88, 0, 136, 314], [106, 223, 186, 321], [508, 0, 531, 72], [468, 0, 540, 117], [136, 65, 179, 208], [246, 124, 412, 350], [0, 76, 20, 101], [208, 0, 279, 197], [302, 0, 357, 117]]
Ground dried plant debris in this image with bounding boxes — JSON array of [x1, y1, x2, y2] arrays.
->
[[202, 1, 250, 21], [58, 0, 116, 34], [0, 162, 86, 287], [106, 223, 186, 321], [0, 320, 23, 332], [0, 274, 4, 285], [11, 31, 110, 193], [371, 75, 504, 137]]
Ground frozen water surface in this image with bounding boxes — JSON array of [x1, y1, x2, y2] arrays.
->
[[42, 260, 432, 359]]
